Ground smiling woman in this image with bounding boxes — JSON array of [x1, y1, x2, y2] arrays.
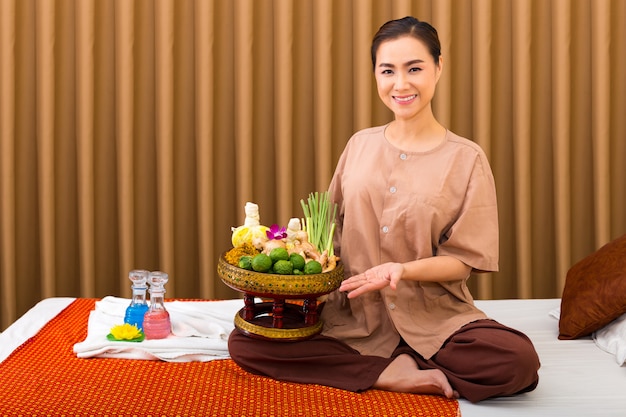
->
[[228, 16, 540, 404]]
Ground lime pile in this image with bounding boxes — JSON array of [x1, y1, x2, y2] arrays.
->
[[238, 247, 322, 275]]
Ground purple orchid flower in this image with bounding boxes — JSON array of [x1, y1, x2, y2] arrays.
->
[[266, 224, 287, 240]]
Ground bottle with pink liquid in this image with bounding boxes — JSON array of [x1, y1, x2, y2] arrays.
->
[[143, 271, 172, 339]]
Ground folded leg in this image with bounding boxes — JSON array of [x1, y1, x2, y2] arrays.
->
[[228, 329, 391, 391], [402, 319, 540, 403]]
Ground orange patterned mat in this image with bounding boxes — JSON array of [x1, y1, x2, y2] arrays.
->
[[0, 298, 460, 416]]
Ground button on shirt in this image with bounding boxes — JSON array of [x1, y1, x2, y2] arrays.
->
[[321, 125, 499, 360]]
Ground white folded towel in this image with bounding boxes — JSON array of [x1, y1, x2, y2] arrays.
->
[[548, 307, 560, 320], [73, 296, 245, 362], [593, 313, 626, 366]]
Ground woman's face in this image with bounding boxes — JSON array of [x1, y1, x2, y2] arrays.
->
[[374, 35, 442, 121]]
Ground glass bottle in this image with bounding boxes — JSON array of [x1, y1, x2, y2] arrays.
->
[[143, 271, 172, 339], [123, 270, 150, 330]]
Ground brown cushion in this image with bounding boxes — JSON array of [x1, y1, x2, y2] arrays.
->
[[558, 233, 626, 340]]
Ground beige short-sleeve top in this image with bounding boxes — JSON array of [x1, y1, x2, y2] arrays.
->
[[320, 125, 499, 360]]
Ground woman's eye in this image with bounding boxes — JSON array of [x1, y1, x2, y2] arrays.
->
[[381, 69, 393, 75], [409, 67, 422, 73]]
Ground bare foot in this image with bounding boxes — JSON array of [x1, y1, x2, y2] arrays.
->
[[374, 354, 458, 399]]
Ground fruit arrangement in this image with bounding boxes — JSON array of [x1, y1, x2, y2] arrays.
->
[[224, 193, 340, 275]]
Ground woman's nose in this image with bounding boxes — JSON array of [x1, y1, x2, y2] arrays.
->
[[394, 73, 408, 89]]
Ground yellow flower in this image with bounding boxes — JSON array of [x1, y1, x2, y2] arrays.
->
[[110, 323, 143, 340]]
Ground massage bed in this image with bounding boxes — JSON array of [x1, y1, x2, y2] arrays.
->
[[1, 297, 625, 416]]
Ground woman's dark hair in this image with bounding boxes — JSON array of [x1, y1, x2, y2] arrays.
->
[[371, 16, 441, 71]]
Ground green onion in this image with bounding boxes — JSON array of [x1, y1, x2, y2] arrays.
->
[[300, 192, 337, 257]]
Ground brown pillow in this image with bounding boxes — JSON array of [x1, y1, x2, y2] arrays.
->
[[558, 233, 626, 340]]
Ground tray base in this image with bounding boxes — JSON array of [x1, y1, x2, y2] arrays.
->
[[234, 297, 323, 341]]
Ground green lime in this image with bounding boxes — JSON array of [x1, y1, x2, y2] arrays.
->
[[238, 256, 253, 270], [269, 247, 289, 263], [251, 253, 272, 272], [289, 253, 306, 271], [273, 259, 294, 275], [293, 269, 303, 275], [304, 260, 322, 275]]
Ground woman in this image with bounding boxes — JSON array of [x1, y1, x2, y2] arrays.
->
[[228, 16, 540, 403]]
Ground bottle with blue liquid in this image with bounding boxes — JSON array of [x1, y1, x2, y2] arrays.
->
[[124, 269, 150, 330]]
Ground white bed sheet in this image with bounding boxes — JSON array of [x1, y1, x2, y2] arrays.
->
[[0, 297, 76, 363], [463, 299, 626, 417], [2, 298, 625, 416]]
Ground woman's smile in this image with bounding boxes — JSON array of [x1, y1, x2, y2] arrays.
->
[[393, 94, 417, 104]]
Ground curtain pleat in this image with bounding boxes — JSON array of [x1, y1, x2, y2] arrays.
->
[[76, 0, 96, 297], [0, 0, 17, 324], [115, 0, 136, 295], [274, 0, 295, 221], [234, 0, 254, 212], [1, 0, 625, 329], [611, 0, 626, 236], [470, 0, 494, 298], [313, 0, 334, 189], [194, 0, 215, 298], [551, 0, 572, 293], [591, 0, 611, 247], [35, 0, 57, 299], [431, 0, 451, 126], [511, 0, 532, 298], [155, 0, 176, 291], [353, 0, 373, 131]]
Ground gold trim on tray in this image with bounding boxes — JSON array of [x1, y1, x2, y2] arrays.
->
[[234, 311, 323, 340], [217, 254, 344, 298]]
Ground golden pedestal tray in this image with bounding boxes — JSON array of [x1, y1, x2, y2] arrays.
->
[[217, 254, 344, 341]]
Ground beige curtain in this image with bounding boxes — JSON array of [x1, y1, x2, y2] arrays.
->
[[1, 0, 625, 330]]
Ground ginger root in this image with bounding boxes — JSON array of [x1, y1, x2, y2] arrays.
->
[[259, 220, 339, 272]]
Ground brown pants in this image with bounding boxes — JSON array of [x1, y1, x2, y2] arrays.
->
[[228, 319, 540, 403]]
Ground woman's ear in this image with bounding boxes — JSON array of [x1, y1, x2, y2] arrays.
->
[[435, 56, 443, 82]]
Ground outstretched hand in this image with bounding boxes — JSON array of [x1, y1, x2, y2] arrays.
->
[[339, 262, 404, 299]]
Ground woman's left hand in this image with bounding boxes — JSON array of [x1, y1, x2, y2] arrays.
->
[[339, 262, 403, 299]]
